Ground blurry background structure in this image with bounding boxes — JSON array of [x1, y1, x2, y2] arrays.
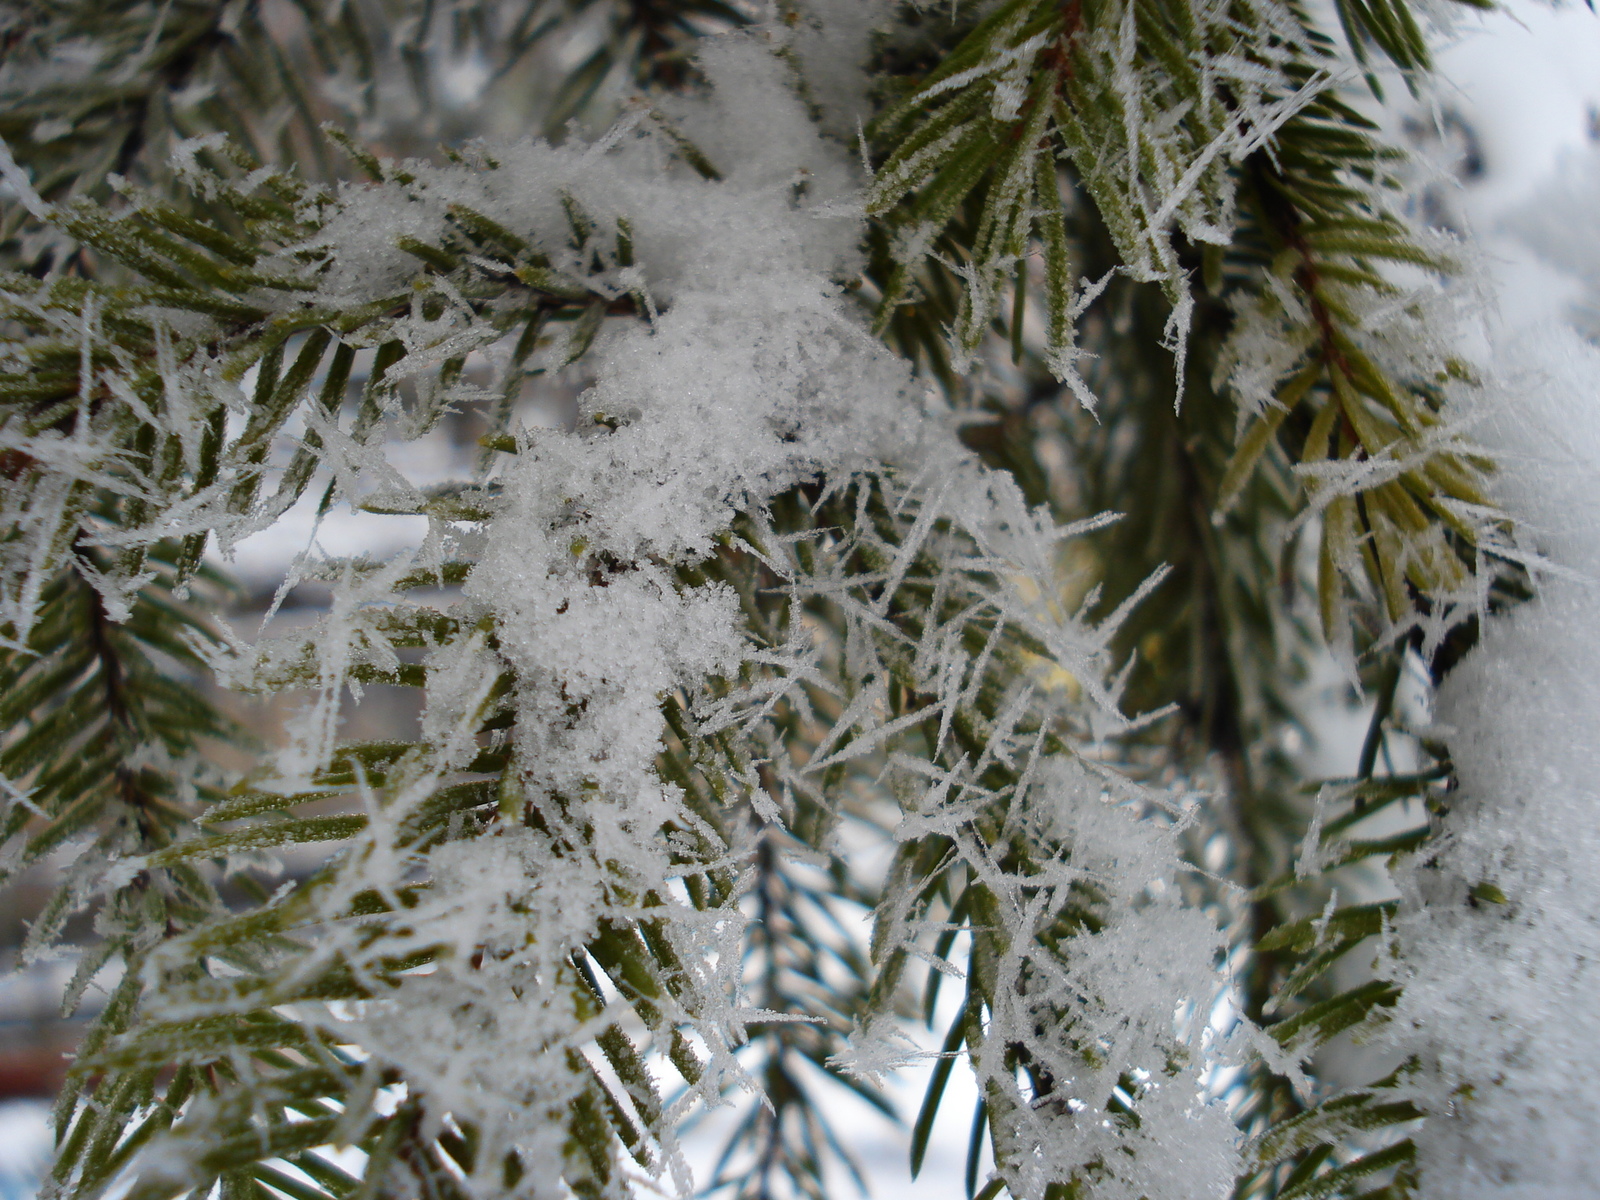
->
[[1, 1, 1599, 1196]]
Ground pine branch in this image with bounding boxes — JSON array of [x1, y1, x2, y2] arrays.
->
[[0, 4, 1547, 1199]]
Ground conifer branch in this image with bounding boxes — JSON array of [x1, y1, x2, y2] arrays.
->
[[0, 4, 1547, 1199]]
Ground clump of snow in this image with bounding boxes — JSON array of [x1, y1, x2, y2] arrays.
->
[[781, 0, 893, 142], [1389, 315, 1600, 1195]]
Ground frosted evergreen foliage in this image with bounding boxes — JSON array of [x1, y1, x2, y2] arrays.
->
[[864, 0, 1332, 391], [753, 465, 1240, 1198], [0, 20, 1242, 1200], [0, 0, 1543, 1198]]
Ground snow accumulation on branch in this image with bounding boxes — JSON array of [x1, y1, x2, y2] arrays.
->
[[13, 0, 1600, 1197], [0, 14, 1246, 1200], [1389, 149, 1600, 1198], [266, 34, 1238, 1198]]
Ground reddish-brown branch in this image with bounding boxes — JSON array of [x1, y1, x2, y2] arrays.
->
[[1042, 0, 1085, 84]]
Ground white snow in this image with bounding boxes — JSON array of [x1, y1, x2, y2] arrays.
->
[[1381, 5, 1600, 1194]]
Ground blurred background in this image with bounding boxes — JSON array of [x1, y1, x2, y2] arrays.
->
[[2, 0, 1599, 1196]]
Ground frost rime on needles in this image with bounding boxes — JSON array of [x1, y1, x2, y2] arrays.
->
[[301, 41, 1235, 1195], [0, 25, 1242, 1200], [733, 467, 1240, 1198]]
